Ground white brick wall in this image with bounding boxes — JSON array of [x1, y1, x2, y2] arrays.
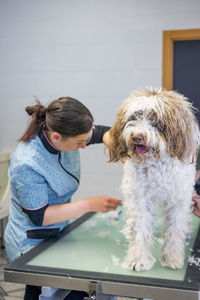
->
[[0, 0, 200, 200]]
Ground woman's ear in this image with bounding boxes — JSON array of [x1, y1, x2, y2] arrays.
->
[[50, 132, 62, 144]]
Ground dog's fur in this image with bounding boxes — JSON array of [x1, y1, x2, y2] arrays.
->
[[108, 88, 200, 271]]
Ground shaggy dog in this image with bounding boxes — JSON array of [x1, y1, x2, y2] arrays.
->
[[108, 88, 200, 271]]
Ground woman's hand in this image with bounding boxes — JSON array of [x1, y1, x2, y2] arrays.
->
[[43, 195, 122, 226], [102, 130, 111, 147], [87, 196, 122, 213], [192, 194, 200, 218]]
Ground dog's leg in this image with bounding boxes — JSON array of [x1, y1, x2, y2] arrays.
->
[[122, 195, 156, 271], [160, 202, 192, 269]]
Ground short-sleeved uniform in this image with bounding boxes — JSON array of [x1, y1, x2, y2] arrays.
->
[[5, 125, 110, 262]]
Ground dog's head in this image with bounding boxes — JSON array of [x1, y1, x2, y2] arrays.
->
[[108, 88, 200, 163]]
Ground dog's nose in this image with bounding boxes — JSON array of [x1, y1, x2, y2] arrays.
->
[[133, 135, 144, 144]]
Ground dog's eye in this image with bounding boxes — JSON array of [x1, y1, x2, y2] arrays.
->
[[129, 110, 143, 121], [130, 116, 137, 121], [152, 121, 165, 132]]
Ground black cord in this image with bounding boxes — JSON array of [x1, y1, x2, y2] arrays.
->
[[58, 152, 80, 184]]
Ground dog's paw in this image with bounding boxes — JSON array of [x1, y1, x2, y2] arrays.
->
[[123, 254, 156, 271], [160, 253, 184, 269]]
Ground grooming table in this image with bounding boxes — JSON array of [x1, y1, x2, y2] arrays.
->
[[4, 210, 200, 300]]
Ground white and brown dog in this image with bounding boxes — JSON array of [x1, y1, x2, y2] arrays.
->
[[108, 88, 200, 271]]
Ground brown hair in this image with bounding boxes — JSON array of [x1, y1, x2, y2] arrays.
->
[[19, 97, 94, 142]]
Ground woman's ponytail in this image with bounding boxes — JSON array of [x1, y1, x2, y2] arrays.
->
[[18, 101, 46, 142]]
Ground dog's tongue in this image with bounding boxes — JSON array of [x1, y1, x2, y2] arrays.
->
[[135, 145, 147, 154]]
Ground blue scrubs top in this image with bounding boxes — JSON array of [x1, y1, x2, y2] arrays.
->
[[5, 131, 80, 261]]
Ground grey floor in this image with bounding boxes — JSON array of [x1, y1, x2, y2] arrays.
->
[[0, 247, 25, 300]]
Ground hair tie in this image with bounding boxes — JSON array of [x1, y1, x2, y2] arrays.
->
[[40, 108, 46, 119], [36, 108, 46, 121]]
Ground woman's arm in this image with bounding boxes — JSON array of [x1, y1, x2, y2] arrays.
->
[[43, 195, 121, 226]]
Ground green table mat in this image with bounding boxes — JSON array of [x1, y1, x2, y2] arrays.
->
[[28, 209, 200, 281]]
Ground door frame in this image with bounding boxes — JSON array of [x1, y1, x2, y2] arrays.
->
[[162, 28, 200, 90]]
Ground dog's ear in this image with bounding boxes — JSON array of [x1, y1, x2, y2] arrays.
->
[[108, 108, 129, 162], [163, 92, 199, 163]]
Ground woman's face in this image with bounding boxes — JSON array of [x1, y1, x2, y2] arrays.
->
[[49, 129, 93, 152]]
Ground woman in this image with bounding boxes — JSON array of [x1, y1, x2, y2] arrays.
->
[[5, 96, 121, 300]]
